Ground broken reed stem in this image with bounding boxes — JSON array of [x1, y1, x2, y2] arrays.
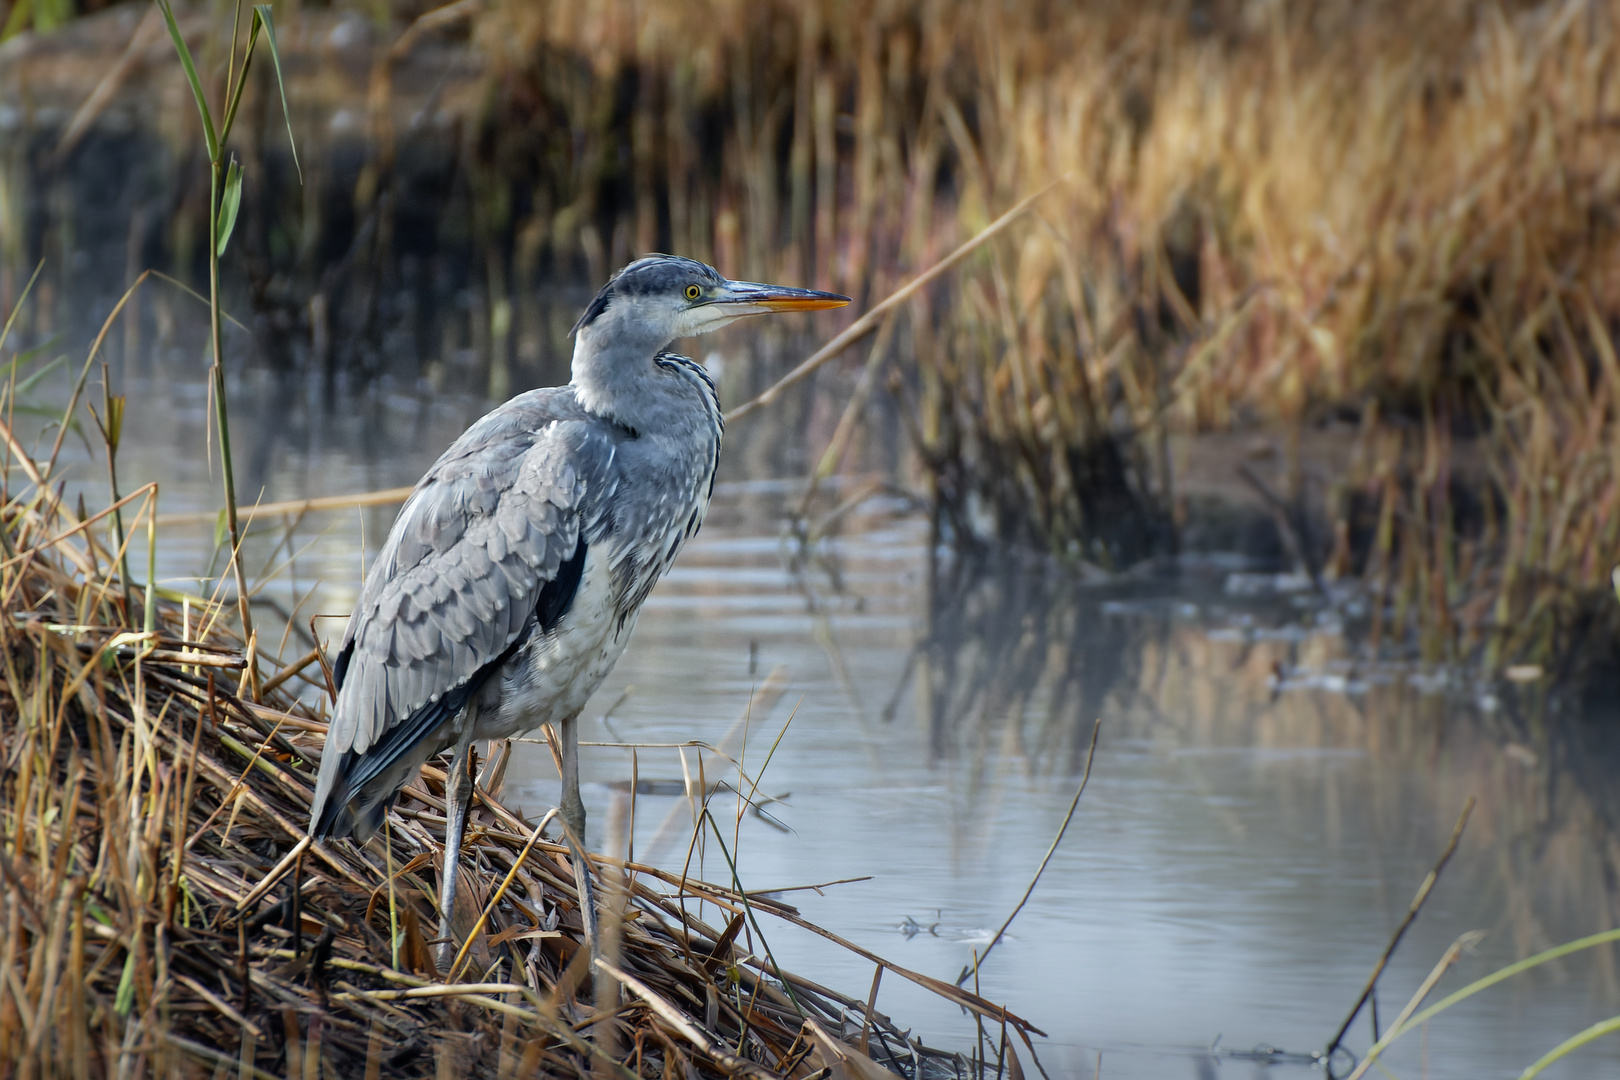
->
[[958, 718, 1101, 986], [1326, 797, 1477, 1060]]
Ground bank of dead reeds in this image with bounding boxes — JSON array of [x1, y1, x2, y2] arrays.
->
[[0, 474, 1037, 1077]]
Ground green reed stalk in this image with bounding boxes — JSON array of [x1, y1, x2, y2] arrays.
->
[[155, 0, 298, 692], [1350, 928, 1620, 1079]]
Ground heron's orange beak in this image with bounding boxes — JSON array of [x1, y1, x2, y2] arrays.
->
[[713, 281, 851, 314]]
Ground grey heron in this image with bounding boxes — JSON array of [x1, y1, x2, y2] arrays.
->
[[308, 254, 848, 962]]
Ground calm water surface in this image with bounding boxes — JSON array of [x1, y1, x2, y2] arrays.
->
[[30, 327, 1620, 1080]]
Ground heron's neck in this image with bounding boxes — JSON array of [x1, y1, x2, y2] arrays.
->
[[570, 329, 675, 434]]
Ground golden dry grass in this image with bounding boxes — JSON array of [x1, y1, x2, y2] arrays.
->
[[8, 0, 1620, 663], [437, 0, 1620, 659]]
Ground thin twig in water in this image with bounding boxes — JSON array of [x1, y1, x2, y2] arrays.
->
[[747, 875, 872, 897], [1326, 797, 1476, 1060], [957, 718, 1102, 986]]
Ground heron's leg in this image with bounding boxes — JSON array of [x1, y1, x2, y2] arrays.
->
[[437, 720, 477, 971], [560, 713, 586, 842]]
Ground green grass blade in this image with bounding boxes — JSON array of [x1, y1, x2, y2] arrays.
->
[[4, 334, 64, 372], [155, 0, 218, 161], [1356, 927, 1620, 1074], [252, 5, 302, 183], [9, 402, 81, 423], [114, 952, 136, 1015], [1395, 928, 1620, 1037], [0, 260, 45, 355], [0, 0, 32, 42], [216, 158, 243, 257], [217, 16, 259, 148], [14, 354, 67, 397], [1517, 1016, 1620, 1079], [146, 270, 252, 333], [701, 810, 806, 1018]]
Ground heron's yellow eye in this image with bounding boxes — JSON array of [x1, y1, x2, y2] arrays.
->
[[685, 284, 701, 301]]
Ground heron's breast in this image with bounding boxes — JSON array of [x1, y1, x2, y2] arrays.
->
[[482, 547, 638, 737]]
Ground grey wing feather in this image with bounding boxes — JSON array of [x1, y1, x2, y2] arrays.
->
[[311, 390, 621, 834]]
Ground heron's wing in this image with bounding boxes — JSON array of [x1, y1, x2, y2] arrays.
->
[[312, 393, 620, 834]]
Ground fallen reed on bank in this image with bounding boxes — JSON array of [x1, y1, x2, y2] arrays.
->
[[0, 475, 1038, 1078]]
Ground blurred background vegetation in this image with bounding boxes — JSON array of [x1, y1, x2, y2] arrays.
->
[[3, 0, 1620, 688]]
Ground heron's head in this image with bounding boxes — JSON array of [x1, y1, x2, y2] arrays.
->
[[571, 255, 850, 354]]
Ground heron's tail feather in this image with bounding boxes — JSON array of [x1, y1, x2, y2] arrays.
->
[[310, 759, 359, 839], [311, 748, 411, 842], [310, 777, 390, 842]]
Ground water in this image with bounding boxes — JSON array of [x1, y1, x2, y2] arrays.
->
[[17, 312, 1620, 1079], [506, 494, 1620, 1080]]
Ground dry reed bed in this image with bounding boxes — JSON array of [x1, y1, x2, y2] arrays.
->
[[0, 491, 1035, 1078], [8, 0, 1620, 669], [466, 0, 1620, 664]]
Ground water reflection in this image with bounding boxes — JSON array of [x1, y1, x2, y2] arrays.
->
[[908, 554, 1160, 772]]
